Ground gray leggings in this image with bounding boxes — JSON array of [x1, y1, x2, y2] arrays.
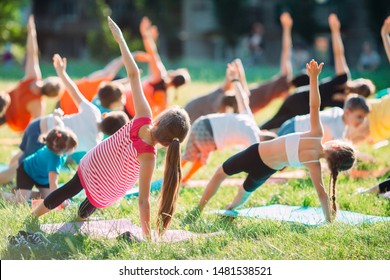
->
[[43, 172, 97, 219]]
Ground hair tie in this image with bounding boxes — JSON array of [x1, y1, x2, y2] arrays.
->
[[172, 137, 179, 142], [56, 132, 62, 138]]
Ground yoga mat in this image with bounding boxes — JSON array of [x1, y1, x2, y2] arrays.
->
[[125, 179, 163, 198], [209, 204, 390, 226], [40, 218, 221, 243], [183, 170, 306, 188]]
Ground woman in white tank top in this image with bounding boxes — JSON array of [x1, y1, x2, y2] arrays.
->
[[193, 60, 356, 223]]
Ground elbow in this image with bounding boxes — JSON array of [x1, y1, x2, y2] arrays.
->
[[128, 69, 141, 80]]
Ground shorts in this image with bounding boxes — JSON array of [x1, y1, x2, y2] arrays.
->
[[19, 118, 44, 164], [16, 162, 49, 190], [182, 117, 216, 164], [222, 143, 278, 192]]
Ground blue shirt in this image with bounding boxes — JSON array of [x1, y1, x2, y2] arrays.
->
[[92, 96, 111, 114], [23, 146, 67, 185]]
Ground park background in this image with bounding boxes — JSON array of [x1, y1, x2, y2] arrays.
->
[[0, 0, 389, 260]]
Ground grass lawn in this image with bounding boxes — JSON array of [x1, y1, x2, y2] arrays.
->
[[0, 61, 389, 261]]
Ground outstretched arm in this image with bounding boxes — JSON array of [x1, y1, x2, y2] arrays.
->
[[227, 60, 252, 116], [329, 14, 350, 77], [108, 16, 151, 118], [24, 15, 42, 80], [306, 59, 324, 136], [307, 163, 332, 222], [139, 17, 168, 84], [279, 12, 293, 80], [225, 186, 252, 210], [53, 54, 87, 107], [381, 16, 390, 63]]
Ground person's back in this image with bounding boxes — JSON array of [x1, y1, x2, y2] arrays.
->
[[208, 113, 260, 150], [5, 78, 41, 132], [278, 107, 345, 141]]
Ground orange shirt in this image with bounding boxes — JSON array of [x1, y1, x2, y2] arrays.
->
[[125, 81, 167, 117], [5, 78, 41, 132], [60, 77, 111, 115]]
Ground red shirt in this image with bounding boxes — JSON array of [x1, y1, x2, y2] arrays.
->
[[60, 77, 110, 114], [5, 78, 41, 132]]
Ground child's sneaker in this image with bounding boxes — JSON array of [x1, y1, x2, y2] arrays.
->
[[26, 232, 51, 246]]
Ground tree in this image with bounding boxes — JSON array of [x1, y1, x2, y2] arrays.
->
[[0, 0, 29, 47]]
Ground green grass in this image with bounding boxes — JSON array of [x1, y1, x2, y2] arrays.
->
[[0, 62, 389, 260]]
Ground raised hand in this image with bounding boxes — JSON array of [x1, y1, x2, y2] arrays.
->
[[381, 16, 390, 36], [280, 12, 293, 29], [306, 59, 324, 77], [53, 53, 67, 74], [226, 62, 239, 82], [27, 15, 36, 33], [149, 25, 159, 42], [107, 16, 124, 43], [139, 16, 152, 36], [328, 13, 340, 31]]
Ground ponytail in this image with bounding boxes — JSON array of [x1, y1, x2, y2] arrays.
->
[[156, 138, 181, 235], [329, 168, 339, 220]]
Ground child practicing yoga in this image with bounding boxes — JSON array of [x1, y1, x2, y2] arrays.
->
[[277, 93, 370, 143], [181, 58, 271, 184], [260, 14, 375, 131], [0, 15, 64, 132], [0, 54, 129, 184], [1, 127, 77, 204], [184, 12, 308, 124], [32, 17, 191, 239], [356, 176, 390, 199], [194, 59, 356, 222]]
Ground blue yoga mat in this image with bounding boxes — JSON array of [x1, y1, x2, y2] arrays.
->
[[125, 179, 163, 198], [209, 204, 390, 225]]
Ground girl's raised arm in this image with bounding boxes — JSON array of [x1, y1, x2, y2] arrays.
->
[[107, 16, 152, 118], [24, 15, 42, 80], [306, 59, 324, 136], [53, 54, 86, 107], [329, 14, 350, 77], [139, 17, 168, 84], [381, 16, 390, 63]]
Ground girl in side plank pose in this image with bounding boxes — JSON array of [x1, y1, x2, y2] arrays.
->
[[195, 60, 356, 223], [32, 17, 191, 239]]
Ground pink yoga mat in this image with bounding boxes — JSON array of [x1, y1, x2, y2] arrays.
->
[[40, 219, 222, 243]]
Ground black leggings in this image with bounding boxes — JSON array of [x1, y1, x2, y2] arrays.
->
[[44, 172, 97, 219], [222, 143, 278, 192], [379, 176, 390, 193]]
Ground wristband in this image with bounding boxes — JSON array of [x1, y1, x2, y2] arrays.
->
[[231, 78, 240, 83]]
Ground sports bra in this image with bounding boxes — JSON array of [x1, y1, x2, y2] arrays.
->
[[284, 133, 322, 168]]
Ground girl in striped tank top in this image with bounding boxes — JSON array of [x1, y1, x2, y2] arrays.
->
[[33, 17, 190, 240], [193, 60, 356, 223]]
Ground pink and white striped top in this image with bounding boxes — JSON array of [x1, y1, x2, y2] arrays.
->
[[78, 117, 156, 208]]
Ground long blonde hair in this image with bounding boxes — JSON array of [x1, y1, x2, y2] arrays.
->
[[153, 106, 190, 234]]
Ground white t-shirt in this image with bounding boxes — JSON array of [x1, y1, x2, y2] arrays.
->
[[208, 113, 260, 150], [48, 100, 103, 153], [294, 107, 345, 140]]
